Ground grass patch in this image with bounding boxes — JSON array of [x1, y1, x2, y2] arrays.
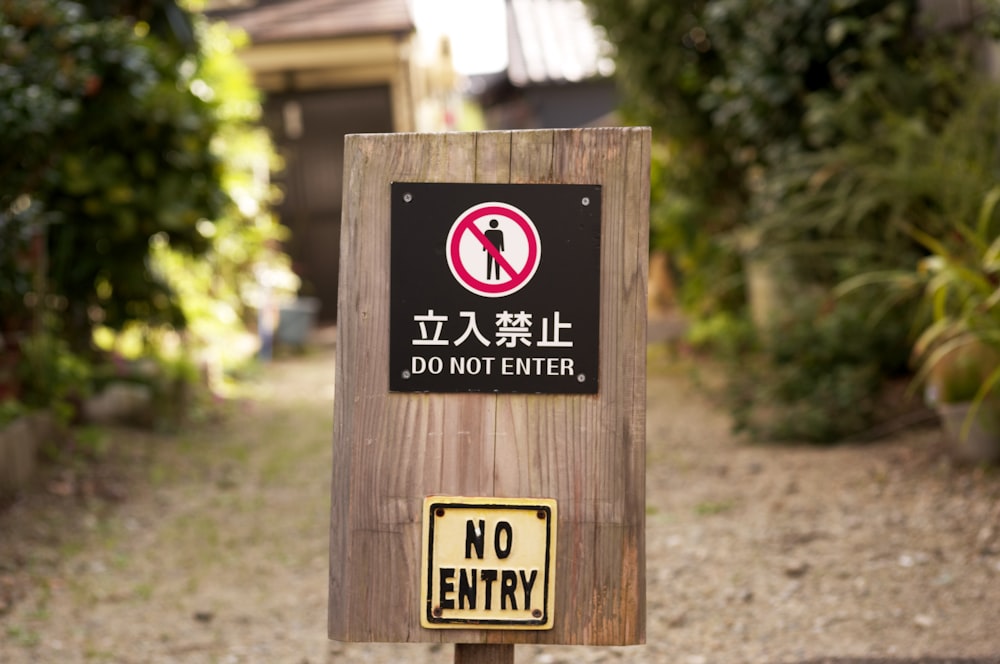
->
[[6, 625, 41, 647], [694, 500, 736, 516], [134, 583, 153, 601]]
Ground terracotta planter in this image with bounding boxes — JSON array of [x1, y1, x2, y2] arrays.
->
[[937, 401, 1000, 464]]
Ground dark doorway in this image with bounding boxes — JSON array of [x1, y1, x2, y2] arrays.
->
[[263, 85, 394, 321]]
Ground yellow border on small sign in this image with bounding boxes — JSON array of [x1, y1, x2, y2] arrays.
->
[[420, 496, 557, 630]]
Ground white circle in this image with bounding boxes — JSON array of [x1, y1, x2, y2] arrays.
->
[[445, 201, 541, 298]]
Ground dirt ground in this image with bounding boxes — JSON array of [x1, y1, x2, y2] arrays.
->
[[2, 328, 1000, 664]]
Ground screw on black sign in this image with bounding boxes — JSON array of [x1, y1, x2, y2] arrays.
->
[[390, 182, 601, 394]]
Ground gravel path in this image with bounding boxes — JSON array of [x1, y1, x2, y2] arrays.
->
[[1, 333, 999, 663]]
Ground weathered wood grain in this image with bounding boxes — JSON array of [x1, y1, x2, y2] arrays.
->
[[330, 128, 649, 646], [454, 643, 514, 664]]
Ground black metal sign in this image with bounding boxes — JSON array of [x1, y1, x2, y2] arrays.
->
[[389, 182, 601, 394]]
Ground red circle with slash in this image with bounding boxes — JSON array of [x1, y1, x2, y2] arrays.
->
[[446, 201, 541, 298]]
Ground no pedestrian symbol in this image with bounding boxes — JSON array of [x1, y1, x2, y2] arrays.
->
[[446, 202, 541, 298]]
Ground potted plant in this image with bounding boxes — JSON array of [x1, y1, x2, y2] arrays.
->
[[833, 80, 1000, 462], [838, 184, 1000, 462], [922, 340, 1000, 463], [908, 186, 1000, 463]]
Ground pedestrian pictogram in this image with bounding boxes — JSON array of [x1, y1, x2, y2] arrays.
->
[[446, 202, 541, 298], [484, 219, 504, 281]]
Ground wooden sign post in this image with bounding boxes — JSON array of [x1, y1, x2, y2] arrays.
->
[[330, 128, 650, 660]]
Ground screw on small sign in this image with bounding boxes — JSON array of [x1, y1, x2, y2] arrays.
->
[[576, 373, 586, 383], [581, 197, 590, 206], [403, 192, 413, 203]]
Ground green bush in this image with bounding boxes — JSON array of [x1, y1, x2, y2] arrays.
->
[[588, 0, 977, 315], [0, 400, 27, 429], [1, 1, 229, 344], [2, 1, 292, 406], [587, 0, 995, 441], [147, 18, 295, 366], [724, 291, 914, 442], [17, 331, 93, 420]]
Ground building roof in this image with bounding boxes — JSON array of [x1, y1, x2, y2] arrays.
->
[[206, 0, 413, 43], [505, 0, 614, 87]]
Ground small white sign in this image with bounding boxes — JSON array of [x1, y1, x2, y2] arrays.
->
[[421, 496, 557, 630]]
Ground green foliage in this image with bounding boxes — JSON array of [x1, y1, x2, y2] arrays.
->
[[747, 82, 1000, 439], [925, 342, 1000, 404], [0, 399, 27, 428], [17, 330, 93, 418], [1, 1, 291, 422], [1, 0, 226, 343], [148, 19, 295, 364], [703, 0, 967, 159], [647, 141, 745, 317], [758, 76, 1000, 267], [686, 311, 754, 358], [587, 0, 746, 317], [906, 185, 1000, 409], [587, 0, 974, 315], [831, 84, 1000, 400], [144, 348, 202, 431], [725, 292, 912, 442], [587, 0, 995, 442], [0, 200, 39, 334]]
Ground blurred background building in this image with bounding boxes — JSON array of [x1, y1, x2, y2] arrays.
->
[[206, 0, 421, 321], [471, 0, 618, 129], [205, 0, 617, 321]]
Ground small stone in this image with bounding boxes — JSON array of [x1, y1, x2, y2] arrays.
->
[[725, 586, 754, 603], [46, 476, 75, 498], [83, 382, 153, 425], [96, 479, 127, 503], [784, 560, 810, 578], [779, 580, 803, 599], [914, 613, 934, 628], [667, 610, 688, 628], [193, 611, 214, 623], [977, 523, 998, 554]]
